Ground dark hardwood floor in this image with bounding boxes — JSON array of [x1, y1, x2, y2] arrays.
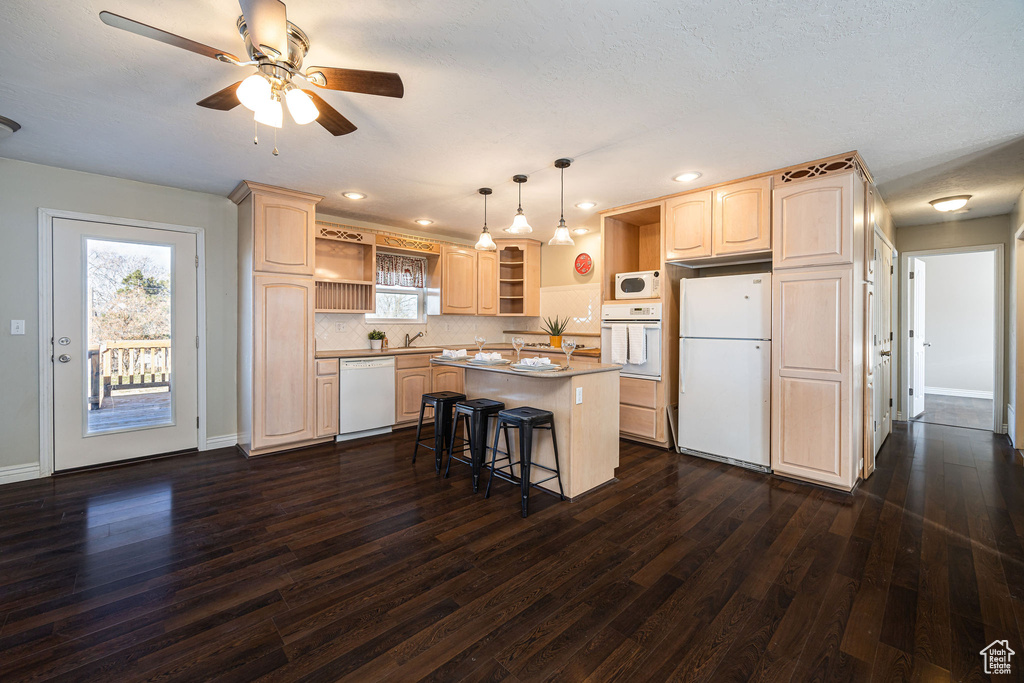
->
[[1, 421, 1022, 681]]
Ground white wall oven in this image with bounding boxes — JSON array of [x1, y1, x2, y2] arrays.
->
[[600, 303, 662, 379]]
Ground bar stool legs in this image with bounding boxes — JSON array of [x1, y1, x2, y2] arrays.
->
[[486, 407, 564, 517], [412, 401, 426, 464]]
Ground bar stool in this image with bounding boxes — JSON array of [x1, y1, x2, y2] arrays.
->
[[412, 391, 466, 473], [486, 406, 565, 517], [445, 398, 509, 493]]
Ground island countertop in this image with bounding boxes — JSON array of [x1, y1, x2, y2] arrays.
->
[[315, 343, 601, 360], [430, 357, 620, 378]]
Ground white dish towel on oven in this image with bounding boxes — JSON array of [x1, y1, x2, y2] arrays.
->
[[627, 324, 647, 365], [610, 324, 628, 365]]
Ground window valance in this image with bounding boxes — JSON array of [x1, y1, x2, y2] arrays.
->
[[376, 253, 426, 288]]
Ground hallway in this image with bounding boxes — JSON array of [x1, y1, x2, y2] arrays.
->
[[911, 393, 995, 431]]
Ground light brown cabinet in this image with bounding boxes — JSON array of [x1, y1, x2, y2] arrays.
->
[[619, 376, 660, 440], [495, 239, 541, 316], [252, 274, 317, 450], [664, 177, 771, 264], [441, 246, 477, 314], [773, 171, 855, 269], [396, 367, 432, 423], [231, 181, 324, 456], [431, 364, 465, 395], [315, 359, 339, 438], [665, 190, 713, 261], [477, 250, 498, 316]]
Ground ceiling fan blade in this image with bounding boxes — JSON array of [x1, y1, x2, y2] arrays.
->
[[238, 0, 288, 60], [197, 82, 243, 110], [305, 67, 404, 98], [99, 11, 241, 63], [303, 90, 357, 136]]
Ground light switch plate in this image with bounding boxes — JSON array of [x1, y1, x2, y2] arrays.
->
[[11, 320, 25, 335], [575, 387, 583, 404]]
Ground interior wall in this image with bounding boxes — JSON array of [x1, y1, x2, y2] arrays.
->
[[1009, 187, 1024, 444], [918, 252, 995, 396], [540, 231, 601, 288], [0, 158, 239, 470], [895, 213, 1011, 425]]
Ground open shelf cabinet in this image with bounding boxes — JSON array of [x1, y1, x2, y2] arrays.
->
[[314, 227, 376, 313]]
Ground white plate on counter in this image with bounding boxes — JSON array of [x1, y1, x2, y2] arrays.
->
[[467, 358, 511, 365], [510, 362, 564, 372]]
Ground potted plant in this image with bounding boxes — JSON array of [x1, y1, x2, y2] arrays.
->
[[542, 316, 569, 349], [368, 329, 385, 350]]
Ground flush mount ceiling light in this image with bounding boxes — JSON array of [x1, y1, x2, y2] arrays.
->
[[506, 175, 533, 234], [929, 195, 971, 212], [342, 191, 366, 200], [415, 219, 434, 226], [575, 201, 596, 210], [548, 158, 576, 247], [673, 171, 702, 182], [0, 115, 21, 141], [572, 228, 589, 235], [474, 188, 497, 251], [98, 1, 405, 155]]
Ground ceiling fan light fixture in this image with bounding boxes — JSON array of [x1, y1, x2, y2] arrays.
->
[[929, 195, 971, 212], [285, 87, 319, 124], [253, 95, 283, 128], [237, 73, 272, 112]]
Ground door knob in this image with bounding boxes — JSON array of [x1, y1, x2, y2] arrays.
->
[[923, 342, 932, 347], [880, 350, 891, 357], [58, 354, 71, 363]]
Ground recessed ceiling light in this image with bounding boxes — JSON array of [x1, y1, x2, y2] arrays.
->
[[673, 172, 702, 183], [572, 228, 589, 235], [415, 219, 433, 226], [0, 115, 21, 142], [575, 201, 596, 210], [929, 195, 971, 212], [342, 192, 366, 200]]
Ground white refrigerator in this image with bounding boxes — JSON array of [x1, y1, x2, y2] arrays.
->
[[678, 273, 772, 471]]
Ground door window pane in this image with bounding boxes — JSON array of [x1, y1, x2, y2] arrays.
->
[[86, 239, 174, 434]]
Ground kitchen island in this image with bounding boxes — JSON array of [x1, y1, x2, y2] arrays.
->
[[431, 357, 621, 499]]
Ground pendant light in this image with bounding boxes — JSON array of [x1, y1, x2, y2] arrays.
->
[[548, 158, 575, 246], [475, 188, 497, 251], [506, 174, 533, 234]]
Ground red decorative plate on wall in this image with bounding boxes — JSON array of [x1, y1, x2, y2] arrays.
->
[[574, 253, 592, 275]]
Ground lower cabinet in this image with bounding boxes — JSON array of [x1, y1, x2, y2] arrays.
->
[[396, 367, 431, 423], [431, 364, 465, 394], [619, 376, 660, 440], [315, 359, 339, 438]]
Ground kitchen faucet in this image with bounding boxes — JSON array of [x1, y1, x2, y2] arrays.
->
[[404, 332, 424, 347]]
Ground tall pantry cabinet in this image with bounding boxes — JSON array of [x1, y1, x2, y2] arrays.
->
[[231, 181, 324, 457], [770, 169, 867, 490]]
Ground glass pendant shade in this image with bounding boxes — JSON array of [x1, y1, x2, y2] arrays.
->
[[548, 220, 575, 246], [237, 74, 272, 112], [254, 97, 283, 128], [475, 228, 497, 251], [507, 210, 532, 234], [285, 88, 319, 125]]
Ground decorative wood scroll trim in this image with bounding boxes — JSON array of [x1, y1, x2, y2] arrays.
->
[[317, 226, 371, 244], [315, 220, 452, 253], [375, 234, 441, 255], [776, 155, 862, 184]]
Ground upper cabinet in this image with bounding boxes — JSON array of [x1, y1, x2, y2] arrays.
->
[[665, 191, 713, 261], [477, 250, 499, 316], [252, 192, 317, 275], [773, 170, 857, 270], [664, 177, 771, 264], [494, 239, 540, 316], [441, 246, 477, 314], [713, 177, 772, 256]]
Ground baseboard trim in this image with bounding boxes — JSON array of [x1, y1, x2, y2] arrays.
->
[[204, 434, 238, 450], [0, 463, 42, 486], [924, 386, 994, 400]]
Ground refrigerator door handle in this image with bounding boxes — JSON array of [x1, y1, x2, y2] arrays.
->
[[679, 339, 685, 393]]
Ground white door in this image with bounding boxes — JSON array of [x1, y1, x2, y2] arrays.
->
[[52, 218, 199, 470], [678, 338, 771, 467], [872, 232, 894, 455], [908, 258, 927, 418]]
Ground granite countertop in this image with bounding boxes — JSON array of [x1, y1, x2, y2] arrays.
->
[[315, 342, 601, 359], [430, 357, 620, 378]]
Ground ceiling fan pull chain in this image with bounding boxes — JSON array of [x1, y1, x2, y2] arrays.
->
[[254, 120, 259, 146], [273, 128, 279, 156]]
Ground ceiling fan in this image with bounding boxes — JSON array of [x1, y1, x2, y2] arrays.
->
[[99, 0, 404, 138]]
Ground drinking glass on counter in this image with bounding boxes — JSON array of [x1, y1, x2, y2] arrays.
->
[[561, 339, 577, 369], [474, 335, 486, 354], [512, 337, 525, 362]]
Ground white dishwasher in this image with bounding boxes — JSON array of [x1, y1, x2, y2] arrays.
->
[[337, 357, 396, 442]]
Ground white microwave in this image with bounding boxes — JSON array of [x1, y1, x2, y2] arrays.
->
[[615, 270, 661, 300]]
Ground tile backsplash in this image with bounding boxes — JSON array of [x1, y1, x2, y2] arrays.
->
[[315, 283, 603, 351]]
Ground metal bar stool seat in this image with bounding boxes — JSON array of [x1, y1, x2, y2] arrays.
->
[[486, 406, 565, 517], [446, 398, 509, 493], [412, 391, 466, 473]]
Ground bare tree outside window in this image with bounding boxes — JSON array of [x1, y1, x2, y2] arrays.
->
[[371, 286, 422, 321]]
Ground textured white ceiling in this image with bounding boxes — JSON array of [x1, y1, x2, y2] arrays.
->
[[1, 0, 1022, 239]]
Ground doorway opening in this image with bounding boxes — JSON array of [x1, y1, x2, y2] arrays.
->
[[902, 245, 1002, 432]]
